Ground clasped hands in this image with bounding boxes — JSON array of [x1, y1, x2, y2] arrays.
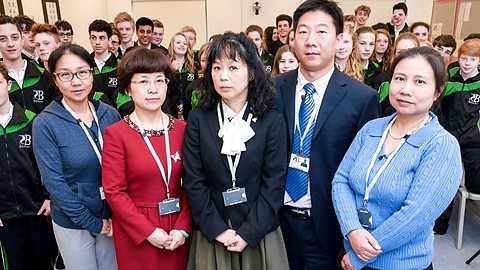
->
[[215, 229, 248, 252], [341, 229, 382, 270], [147, 228, 185, 251]]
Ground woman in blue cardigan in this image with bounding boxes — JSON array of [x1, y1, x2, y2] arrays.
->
[[33, 44, 120, 270], [332, 46, 463, 270]]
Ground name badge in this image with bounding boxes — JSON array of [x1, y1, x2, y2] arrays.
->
[[222, 187, 247, 206], [358, 208, 373, 228], [99, 187, 106, 200], [159, 198, 180, 216], [289, 153, 310, 173]]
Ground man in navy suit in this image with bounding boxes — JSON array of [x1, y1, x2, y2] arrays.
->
[[274, 1, 381, 269]]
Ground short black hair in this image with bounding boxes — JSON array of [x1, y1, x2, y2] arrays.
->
[[372, 22, 389, 31], [200, 33, 276, 117], [293, 0, 344, 36], [14, 15, 35, 31], [88, 19, 112, 38], [49, 44, 96, 73], [55, 20, 73, 34], [393, 2, 408, 15], [0, 15, 22, 33], [135, 17, 154, 31], [276, 14, 293, 28]]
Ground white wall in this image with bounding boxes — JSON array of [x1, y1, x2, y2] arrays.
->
[[19, 0, 435, 50]]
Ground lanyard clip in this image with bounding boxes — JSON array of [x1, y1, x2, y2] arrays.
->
[[363, 199, 368, 208]]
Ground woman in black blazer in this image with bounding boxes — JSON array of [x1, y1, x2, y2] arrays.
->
[[183, 33, 289, 270]]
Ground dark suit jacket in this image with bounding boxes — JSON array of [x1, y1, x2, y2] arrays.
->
[[183, 107, 288, 247], [274, 68, 380, 254]]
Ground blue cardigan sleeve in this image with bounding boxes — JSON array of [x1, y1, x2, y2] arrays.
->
[[33, 115, 103, 234], [332, 120, 372, 238]]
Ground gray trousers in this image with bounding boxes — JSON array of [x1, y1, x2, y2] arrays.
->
[[53, 221, 117, 270]]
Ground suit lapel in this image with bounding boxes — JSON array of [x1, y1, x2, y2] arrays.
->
[[206, 108, 230, 170], [282, 70, 298, 143], [312, 69, 347, 140]]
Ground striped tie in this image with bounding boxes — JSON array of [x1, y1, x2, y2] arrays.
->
[[286, 83, 316, 202]]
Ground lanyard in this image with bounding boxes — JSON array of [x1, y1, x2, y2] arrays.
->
[[363, 115, 431, 206], [62, 99, 103, 163], [295, 91, 319, 155], [133, 112, 173, 198], [216, 103, 253, 188]]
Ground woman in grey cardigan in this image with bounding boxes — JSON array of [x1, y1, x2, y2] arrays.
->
[[33, 44, 120, 270]]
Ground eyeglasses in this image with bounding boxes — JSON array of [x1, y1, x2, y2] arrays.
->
[[53, 69, 93, 82], [130, 78, 170, 88], [59, 33, 73, 38]]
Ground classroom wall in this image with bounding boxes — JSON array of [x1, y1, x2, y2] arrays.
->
[[17, 0, 435, 50]]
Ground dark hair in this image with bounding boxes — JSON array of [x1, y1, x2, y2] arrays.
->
[[393, 2, 408, 15], [372, 22, 388, 31], [117, 47, 173, 94], [54, 20, 73, 34], [0, 61, 9, 81], [276, 14, 293, 28], [433, 34, 457, 52], [88, 19, 112, 38], [14, 15, 35, 31], [135, 17, 153, 31], [293, 0, 344, 36], [389, 46, 446, 109], [410, 22, 430, 32], [464, 33, 480, 42], [111, 25, 122, 40], [48, 44, 96, 73], [0, 15, 22, 33], [199, 33, 276, 117], [264, 26, 275, 42]]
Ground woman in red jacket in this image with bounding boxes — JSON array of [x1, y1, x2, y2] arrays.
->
[[101, 47, 191, 270]]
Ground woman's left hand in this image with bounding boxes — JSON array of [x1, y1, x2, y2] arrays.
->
[[341, 252, 357, 270], [225, 234, 248, 252], [165, 230, 186, 251], [37, 200, 51, 216]]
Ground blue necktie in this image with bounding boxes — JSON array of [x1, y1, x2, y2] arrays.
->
[[286, 83, 316, 202]]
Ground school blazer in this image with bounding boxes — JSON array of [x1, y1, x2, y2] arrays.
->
[[183, 106, 288, 248], [274, 68, 381, 253]]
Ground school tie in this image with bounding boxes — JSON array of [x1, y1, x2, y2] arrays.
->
[[285, 83, 316, 202]]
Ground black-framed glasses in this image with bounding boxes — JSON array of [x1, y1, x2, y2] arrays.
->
[[53, 69, 93, 82], [59, 33, 73, 38]]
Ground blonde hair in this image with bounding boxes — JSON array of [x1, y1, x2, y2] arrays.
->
[[387, 32, 420, 70], [114, 12, 134, 27], [343, 26, 364, 81], [168, 32, 196, 73]]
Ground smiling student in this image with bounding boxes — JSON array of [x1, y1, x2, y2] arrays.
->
[[89, 19, 118, 102], [0, 16, 56, 114]]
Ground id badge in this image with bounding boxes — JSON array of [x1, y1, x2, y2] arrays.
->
[[289, 153, 310, 173], [99, 187, 106, 200], [358, 208, 373, 228], [159, 198, 180, 216], [222, 187, 247, 206]]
